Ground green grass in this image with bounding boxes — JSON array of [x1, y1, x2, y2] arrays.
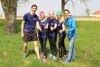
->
[[0, 19, 100, 67]]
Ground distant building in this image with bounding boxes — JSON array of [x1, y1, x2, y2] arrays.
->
[[90, 10, 100, 17]]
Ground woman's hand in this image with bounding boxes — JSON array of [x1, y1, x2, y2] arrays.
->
[[39, 28, 42, 31], [50, 26, 54, 31], [59, 30, 63, 33]]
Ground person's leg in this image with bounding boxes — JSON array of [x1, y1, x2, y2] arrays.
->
[[52, 36, 56, 56], [24, 42, 28, 54], [23, 32, 29, 58], [58, 35, 63, 59], [52, 36, 57, 61], [42, 37, 47, 62], [23, 42, 28, 58], [39, 37, 44, 57], [71, 44, 76, 60], [54, 35, 57, 50], [62, 36, 67, 58], [32, 32, 40, 59], [64, 37, 75, 64], [48, 35, 53, 57], [33, 41, 40, 59], [58, 35, 63, 62], [42, 37, 47, 58], [54, 35, 57, 56], [70, 37, 76, 60]]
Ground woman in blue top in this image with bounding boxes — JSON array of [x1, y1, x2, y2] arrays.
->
[[37, 11, 48, 62], [56, 11, 67, 62]]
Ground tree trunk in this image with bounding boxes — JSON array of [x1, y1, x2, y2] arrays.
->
[[1, 0, 17, 34], [61, 0, 65, 14]]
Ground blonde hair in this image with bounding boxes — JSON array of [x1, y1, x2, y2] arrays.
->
[[60, 16, 65, 22], [57, 16, 65, 23]]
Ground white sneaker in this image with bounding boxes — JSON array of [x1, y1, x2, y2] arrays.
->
[[52, 56, 57, 61], [48, 54, 53, 58]]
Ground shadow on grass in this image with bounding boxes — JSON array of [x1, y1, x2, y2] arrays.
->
[[27, 49, 36, 57], [39, 48, 68, 57]]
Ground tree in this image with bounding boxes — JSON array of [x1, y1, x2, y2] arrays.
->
[[0, 0, 28, 34], [1, 0, 17, 34], [61, 0, 73, 13], [0, 0, 88, 34], [61, 0, 88, 14], [85, 8, 90, 16]]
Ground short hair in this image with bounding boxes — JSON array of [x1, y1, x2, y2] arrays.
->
[[64, 9, 70, 13], [49, 11, 54, 15], [31, 4, 37, 9]]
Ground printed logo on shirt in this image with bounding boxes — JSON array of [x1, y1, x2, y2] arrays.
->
[[58, 24, 60, 27], [51, 23, 54, 27], [43, 23, 45, 26], [34, 18, 37, 21]]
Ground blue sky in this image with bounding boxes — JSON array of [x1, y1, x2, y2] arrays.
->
[[0, 0, 100, 16]]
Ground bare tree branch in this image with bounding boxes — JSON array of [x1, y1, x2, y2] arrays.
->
[[80, 0, 88, 7], [65, 0, 69, 5], [69, 0, 74, 7]]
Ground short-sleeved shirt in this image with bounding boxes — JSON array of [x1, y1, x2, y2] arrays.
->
[[38, 19, 48, 38], [47, 17, 58, 37], [57, 22, 66, 36], [23, 12, 39, 33]]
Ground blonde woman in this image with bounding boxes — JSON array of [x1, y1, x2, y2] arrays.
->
[[56, 11, 67, 62]]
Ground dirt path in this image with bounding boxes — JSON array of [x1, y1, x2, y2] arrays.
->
[[76, 17, 100, 21]]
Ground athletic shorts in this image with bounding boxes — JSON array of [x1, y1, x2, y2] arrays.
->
[[23, 32, 38, 42]]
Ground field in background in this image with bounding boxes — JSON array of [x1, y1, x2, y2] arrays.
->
[[0, 20, 100, 67], [0, 16, 100, 21]]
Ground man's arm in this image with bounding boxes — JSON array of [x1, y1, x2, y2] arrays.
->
[[69, 18, 76, 32], [21, 21, 25, 37], [36, 21, 42, 31]]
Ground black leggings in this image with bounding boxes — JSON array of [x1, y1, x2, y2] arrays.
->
[[39, 37, 47, 58], [48, 35, 57, 56], [58, 35, 66, 58]]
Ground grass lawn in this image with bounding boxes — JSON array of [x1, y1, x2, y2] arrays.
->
[[0, 19, 100, 67]]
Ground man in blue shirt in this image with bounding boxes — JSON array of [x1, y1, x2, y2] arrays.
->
[[21, 4, 40, 60], [64, 9, 77, 64], [47, 11, 58, 61]]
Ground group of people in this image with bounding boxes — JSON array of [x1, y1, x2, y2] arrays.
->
[[21, 4, 77, 64]]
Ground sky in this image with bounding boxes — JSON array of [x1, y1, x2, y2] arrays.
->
[[0, 0, 100, 16]]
